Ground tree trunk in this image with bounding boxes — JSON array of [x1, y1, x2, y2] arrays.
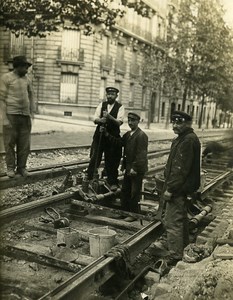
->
[[146, 90, 152, 129], [198, 93, 205, 129], [165, 97, 172, 129], [181, 84, 188, 111]]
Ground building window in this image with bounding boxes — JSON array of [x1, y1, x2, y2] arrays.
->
[[161, 102, 165, 117], [141, 86, 147, 109], [187, 105, 190, 114], [60, 73, 78, 103], [10, 33, 25, 57], [115, 81, 122, 102], [99, 78, 106, 100], [177, 103, 181, 111], [61, 29, 80, 61], [129, 83, 134, 107], [102, 35, 110, 56]]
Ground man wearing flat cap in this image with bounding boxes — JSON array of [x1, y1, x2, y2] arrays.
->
[[87, 86, 125, 191], [102, 111, 148, 222], [152, 110, 201, 273], [0, 55, 36, 178]]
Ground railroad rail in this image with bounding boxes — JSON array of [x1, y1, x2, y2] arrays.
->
[[0, 148, 232, 299], [0, 136, 232, 191]]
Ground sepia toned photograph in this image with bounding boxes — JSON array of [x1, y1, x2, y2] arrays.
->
[[0, 0, 233, 299]]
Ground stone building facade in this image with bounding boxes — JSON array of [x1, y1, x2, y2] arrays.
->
[[0, 0, 218, 127]]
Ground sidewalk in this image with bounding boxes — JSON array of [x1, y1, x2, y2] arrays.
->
[[0, 114, 231, 152]]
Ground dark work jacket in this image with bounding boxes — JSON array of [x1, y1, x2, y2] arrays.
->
[[122, 128, 148, 175], [94, 101, 122, 138], [164, 127, 201, 195]]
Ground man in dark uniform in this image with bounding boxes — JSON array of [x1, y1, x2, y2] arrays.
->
[[102, 112, 148, 222], [154, 111, 201, 272], [87, 87, 125, 191], [120, 112, 148, 222]]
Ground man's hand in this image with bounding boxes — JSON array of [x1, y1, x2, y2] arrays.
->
[[129, 169, 137, 176], [163, 190, 172, 202]]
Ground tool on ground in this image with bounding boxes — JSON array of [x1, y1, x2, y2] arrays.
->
[[52, 171, 73, 195], [43, 207, 70, 229]]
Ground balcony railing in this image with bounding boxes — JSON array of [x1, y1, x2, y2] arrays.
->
[[57, 47, 84, 64], [3, 44, 27, 63], [115, 58, 127, 74], [100, 54, 113, 71]]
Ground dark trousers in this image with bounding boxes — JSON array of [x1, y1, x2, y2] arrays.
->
[[3, 114, 31, 171], [164, 195, 189, 260], [121, 173, 144, 213], [87, 134, 122, 185]]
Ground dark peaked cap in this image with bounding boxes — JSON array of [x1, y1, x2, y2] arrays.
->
[[172, 111, 192, 121], [106, 87, 119, 93], [128, 112, 140, 120]]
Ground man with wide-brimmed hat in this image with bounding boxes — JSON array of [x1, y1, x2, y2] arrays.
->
[[87, 86, 125, 191], [0, 55, 36, 178]]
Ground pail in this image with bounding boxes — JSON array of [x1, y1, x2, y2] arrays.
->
[[88, 226, 117, 258], [57, 227, 79, 247]]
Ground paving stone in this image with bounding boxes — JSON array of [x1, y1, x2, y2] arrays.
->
[[145, 271, 160, 284], [213, 244, 233, 259], [151, 283, 171, 298]]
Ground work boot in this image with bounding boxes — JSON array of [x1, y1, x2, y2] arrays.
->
[[152, 239, 168, 251], [6, 168, 15, 178], [145, 239, 168, 257], [17, 168, 30, 177]]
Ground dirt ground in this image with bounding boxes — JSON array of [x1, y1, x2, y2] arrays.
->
[[1, 140, 233, 300]]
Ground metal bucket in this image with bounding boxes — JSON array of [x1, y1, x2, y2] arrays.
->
[[88, 226, 117, 258]]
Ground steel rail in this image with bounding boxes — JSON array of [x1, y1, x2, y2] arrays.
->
[[0, 150, 168, 190], [0, 191, 75, 225], [38, 169, 232, 300], [39, 220, 164, 300], [0, 133, 228, 155]]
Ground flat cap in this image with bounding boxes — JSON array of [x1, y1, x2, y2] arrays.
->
[[106, 87, 119, 93], [128, 112, 140, 121], [13, 56, 32, 68], [172, 110, 192, 122]]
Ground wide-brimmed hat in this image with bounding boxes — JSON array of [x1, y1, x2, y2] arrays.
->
[[13, 56, 32, 68]]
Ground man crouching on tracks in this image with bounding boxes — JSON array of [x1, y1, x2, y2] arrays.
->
[[101, 112, 148, 222], [152, 111, 201, 274]]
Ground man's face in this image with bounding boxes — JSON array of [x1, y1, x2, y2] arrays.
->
[[128, 117, 139, 131], [15, 65, 30, 77], [106, 91, 118, 104], [172, 117, 190, 135]]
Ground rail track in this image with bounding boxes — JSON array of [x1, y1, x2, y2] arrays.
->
[[0, 136, 232, 300], [0, 135, 232, 191]]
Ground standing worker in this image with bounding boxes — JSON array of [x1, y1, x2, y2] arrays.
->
[[102, 112, 148, 222], [120, 112, 148, 222], [153, 111, 201, 273], [0, 56, 36, 178], [87, 87, 125, 191]]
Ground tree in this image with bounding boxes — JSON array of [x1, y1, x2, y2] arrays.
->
[[140, 44, 180, 128], [0, 0, 151, 37], [169, 0, 233, 128]]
